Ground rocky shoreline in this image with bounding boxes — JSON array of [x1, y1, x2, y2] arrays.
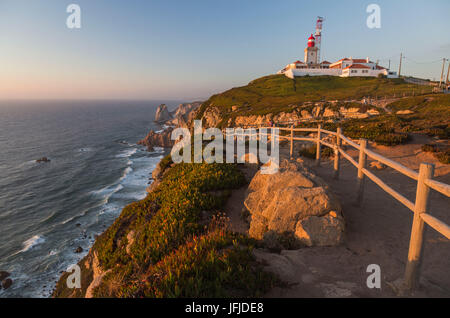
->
[[137, 102, 202, 151]]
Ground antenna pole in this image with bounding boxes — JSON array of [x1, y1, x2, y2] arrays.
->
[[439, 58, 447, 87], [315, 17, 324, 63]]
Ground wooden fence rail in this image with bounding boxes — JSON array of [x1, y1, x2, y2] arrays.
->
[[223, 123, 450, 292]]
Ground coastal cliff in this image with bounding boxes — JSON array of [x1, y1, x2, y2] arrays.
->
[[53, 75, 449, 298]]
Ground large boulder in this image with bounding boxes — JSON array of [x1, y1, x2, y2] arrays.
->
[[244, 159, 344, 247], [154, 104, 172, 122]]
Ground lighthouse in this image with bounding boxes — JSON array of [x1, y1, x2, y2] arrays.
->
[[304, 34, 319, 65]]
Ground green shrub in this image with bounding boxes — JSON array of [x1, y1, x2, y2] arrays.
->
[[436, 149, 450, 164], [421, 144, 438, 153], [159, 154, 173, 171]]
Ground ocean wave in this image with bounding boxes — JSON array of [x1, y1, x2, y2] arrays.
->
[[19, 235, 45, 253], [151, 147, 165, 154], [60, 209, 88, 225], [116, 148, 137, 158], [92, 183, 124, 199], [119, 167, 133, 182]]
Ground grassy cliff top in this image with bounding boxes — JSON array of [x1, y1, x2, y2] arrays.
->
[[197, 74, 434, 118]]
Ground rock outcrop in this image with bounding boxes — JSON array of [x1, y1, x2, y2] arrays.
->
[[141, 102, 202, 152], [36, 157, 51, 163], [1, 278, 13, 290], [173, 102, 201, 118], [138, 127, 174, 151], [208, 102, 382, 128], [154, 104, 172, 122], [244, 159, 344, 247], [85, 252, 111, 298], [203, 106, 222, 128], [0, 271, 10, 281]]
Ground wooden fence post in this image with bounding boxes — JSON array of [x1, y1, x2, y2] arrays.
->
[[316, 124, 322, 166], [356, 139, 367, 205], [404, 163, 435, 291], [333, 127, 342, 179], [290, 124, 294, 159]]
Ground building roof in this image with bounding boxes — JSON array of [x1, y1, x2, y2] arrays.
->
[[293, 60, 304, 64], [344, 64, 371, 70], [375, 65, 386, 70], [321, 61, 331, 64], [351, 59, 370, 63]]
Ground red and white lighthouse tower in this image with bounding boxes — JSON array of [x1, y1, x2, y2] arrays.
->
[[304, 34, 318, 65]]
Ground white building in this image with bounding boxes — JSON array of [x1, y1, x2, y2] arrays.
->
[[278, 34, 398, 79]]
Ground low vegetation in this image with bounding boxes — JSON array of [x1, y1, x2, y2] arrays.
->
[[385, 94, 450, 139], [421, 144, 450, 164], [196, 75, 432, 120], [54, 162, 278, 298]]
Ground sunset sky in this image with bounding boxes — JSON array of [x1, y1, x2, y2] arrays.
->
[[1, 0, 449, 100]]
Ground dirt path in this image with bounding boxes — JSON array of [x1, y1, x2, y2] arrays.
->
[[224, 134, 450, 297], [224, 163, 259, 234]]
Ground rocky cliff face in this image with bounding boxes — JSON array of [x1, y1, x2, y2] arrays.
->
[[140, 102, 202, 150], [173, 102, 201, 118], [244, 159, 344, 248], [166, 102, 202, 128], [200, 100, 384, 128], [154, 104, 172, 122], [137, 127, 174, 151]]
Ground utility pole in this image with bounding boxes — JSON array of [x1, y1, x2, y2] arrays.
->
[[439, 58, 447, 87], [388, 59, 391, 70], [446, 62, 450, 86], [398, 53, 403, 77]]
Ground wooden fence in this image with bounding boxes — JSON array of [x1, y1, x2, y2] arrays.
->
[[225, 124, 450, 292]]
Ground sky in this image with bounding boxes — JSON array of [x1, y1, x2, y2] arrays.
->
[[0, 0, 449, 100]]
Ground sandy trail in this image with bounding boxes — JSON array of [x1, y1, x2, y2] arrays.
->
[[224, 134, 450, 297]]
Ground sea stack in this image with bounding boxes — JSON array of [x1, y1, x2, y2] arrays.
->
[[154, 104, 172, 123]]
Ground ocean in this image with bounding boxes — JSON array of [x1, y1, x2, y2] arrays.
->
[[0, 100, 180, 298]]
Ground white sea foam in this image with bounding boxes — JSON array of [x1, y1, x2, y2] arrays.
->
[[48, 250, 58, 256], [115, 148, 137, 158], [119, 167, 133, 182], [20, 235, 45, 253], [152, 147, 165, 153]]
